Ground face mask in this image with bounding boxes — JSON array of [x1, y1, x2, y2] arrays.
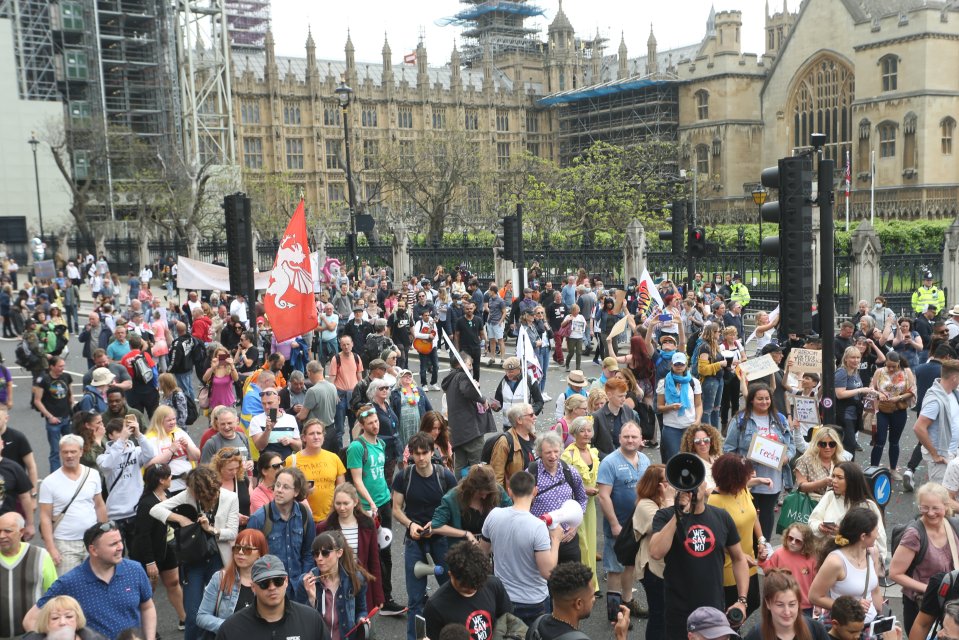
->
[[704, 288, 711, 293]]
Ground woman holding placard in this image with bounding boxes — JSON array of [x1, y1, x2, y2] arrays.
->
[[724, 382, 795, 539], [869, 351, 916, 477], [794, 427, 846, 502]]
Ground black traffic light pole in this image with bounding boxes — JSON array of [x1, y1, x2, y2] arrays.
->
[[224, 193, 258, 348], [686, 201, 695, 296], [515, 203, 526, 294], [818, 156, 836, 424]]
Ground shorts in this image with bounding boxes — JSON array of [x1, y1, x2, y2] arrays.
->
[[603, 532, 625, 573], [487, 323, 504, 340], [156, 541, 179, 573]]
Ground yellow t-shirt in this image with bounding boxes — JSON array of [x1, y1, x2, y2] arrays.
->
[[287, 450, 346, 521], [707, 490, 759, 585]]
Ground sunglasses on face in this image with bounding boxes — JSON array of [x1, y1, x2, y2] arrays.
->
[[818, 441, 837, 449], [269, 462, 283, 470], [693, 437, 711, 445], [233, 545, 259, 555], [786, 536, 804, 544], [313, 548, 338, 558], [255, 577, 286, 589]]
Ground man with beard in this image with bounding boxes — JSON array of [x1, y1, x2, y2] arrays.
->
[[526, 562, 630, 640]]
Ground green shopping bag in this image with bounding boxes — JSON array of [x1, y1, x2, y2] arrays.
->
[[776, 490, 817, 534]]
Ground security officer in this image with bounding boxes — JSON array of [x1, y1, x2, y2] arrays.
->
[[912, 271, 945, 315], [729, 273, 751, 308]]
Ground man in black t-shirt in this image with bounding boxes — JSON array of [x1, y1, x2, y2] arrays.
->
[[424, 537, 513, 640], [393, 433, 458, 640], [649, 480, 748, 640], [455, 301, 486, 381], [912, 570, 959, 640], [31, 356, 74, 472], [526, 562, 629, 640], [0, 437, 34, 536], [0, 407, 37, 492]]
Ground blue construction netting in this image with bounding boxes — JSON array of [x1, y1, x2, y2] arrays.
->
[[436, 0, 545, 25], [538, 76, 671, 106]]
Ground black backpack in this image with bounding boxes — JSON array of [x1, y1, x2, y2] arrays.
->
[[181, 391, 199, 426], [527, 615, 588, 640], [891, 516, 959, 576], [338, 436, 384, 483], [480, 432, 514, 465], [15, 339, 40, 370], [525, 459, 582, 502]]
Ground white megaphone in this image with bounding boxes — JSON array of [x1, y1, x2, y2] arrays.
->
[[540, 499, 584, 530], [413, 553, 445, 580], [377, 525, 393, 549]]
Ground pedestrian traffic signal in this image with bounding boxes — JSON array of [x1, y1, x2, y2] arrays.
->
[[223, 193, 253, 296], [760, 156, 814, 336], [501, 215, 521, 262], [688, 226, 707, 257], [659, 200, 686, 255]]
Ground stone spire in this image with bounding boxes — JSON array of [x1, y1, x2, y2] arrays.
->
[[618, 32, 628, 79], [264, 28, 276, 80], [451, 41, 461, 86], [591, 28, 602, 81], [416, 38, 428, 88], [345, 30, 355, 73], [482, 39, 494, 91], [707, 4, 717, 35], [305, 28, 316, 78], [646, 24, 658, 74], [382, 33, 393, 84]]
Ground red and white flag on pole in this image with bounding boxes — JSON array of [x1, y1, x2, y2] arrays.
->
[[264, 199, 318, 342]]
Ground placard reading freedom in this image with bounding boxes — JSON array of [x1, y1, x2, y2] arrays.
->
[[789, 348, 823, 375]]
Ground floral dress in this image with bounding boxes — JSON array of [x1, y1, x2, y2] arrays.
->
[[396, 386, 422, 446]]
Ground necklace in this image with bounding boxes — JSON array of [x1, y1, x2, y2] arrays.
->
[[551, 613, 578, 629]]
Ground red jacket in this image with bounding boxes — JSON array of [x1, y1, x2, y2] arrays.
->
[[317, 517, 384, 610], [191, 315, 212, 342]]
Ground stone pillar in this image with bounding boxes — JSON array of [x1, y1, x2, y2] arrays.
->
[[850, 219, 882, 315], [494, 243, 513, 287], [624, 219, 646, 282], [392, 223, 411, 283], [943, 216, 959, 307]]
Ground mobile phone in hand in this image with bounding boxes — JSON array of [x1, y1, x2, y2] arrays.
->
[[415, 615, 426, 640], [607, 591, 623, 622], [269, 408, 278, 422]]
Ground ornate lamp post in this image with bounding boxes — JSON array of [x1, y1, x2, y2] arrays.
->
[[334, 81, 358, 278], [28, 132, 45, 238], [751, 186, 767, 250]]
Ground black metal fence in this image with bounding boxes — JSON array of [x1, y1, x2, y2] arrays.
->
[[879, 252, 945, 316]]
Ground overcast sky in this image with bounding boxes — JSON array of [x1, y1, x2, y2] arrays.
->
[[268, 0, 777, 63]]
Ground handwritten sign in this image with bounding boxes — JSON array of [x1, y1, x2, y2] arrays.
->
[[612, 289, 627, 315], [739, 354, 780, 381], [789, 348, 823, 376], [609, 315, 630, 340], [748, 433, 788, 470], [33, 259, 56, 279], [790, 395, 820, 427]]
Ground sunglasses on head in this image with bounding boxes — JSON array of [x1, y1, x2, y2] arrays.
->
[[255, 577, 286, 589], [358, 407, 376, 419], [818, 441, 837, 448], [260, 390, 279, 397]]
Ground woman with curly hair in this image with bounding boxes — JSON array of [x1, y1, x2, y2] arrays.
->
[[793, 426, 845, 502], [586, 387, 607, 414], [745, 568, 827, 640], [679, 423, 723, 492], [757, 523, 818, 615], [808, 507, 882, 622], [211, 447, 251, 527], [431, 464, 512, 546]]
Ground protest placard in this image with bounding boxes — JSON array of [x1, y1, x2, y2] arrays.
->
[[789, 395, 820, 427], [789, 348, 823, 376], [748, 433, 788, 470], [739, 354, 780, 381]]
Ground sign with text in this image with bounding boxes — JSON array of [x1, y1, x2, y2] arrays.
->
[[739, 354, 780, 381], [747, 433, 788, 470], [33, 259, 56, 279], [789, 395, 820, 428], [789, 348, 823, 376]]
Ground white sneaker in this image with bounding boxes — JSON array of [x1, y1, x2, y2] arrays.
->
[[542, 393, 552, 401], [902, 469, 914, 492]]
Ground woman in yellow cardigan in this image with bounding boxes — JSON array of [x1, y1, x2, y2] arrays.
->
[[561, 415, 601, 593]]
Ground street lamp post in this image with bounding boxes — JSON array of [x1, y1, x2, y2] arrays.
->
[[28, 132, 45, 239], [752, 186, 768, 279], [335, 81, 358, 279]]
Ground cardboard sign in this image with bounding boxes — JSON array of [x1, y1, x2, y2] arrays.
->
[[790, 395, 820, 427], [33, 259, 56, 280], [612, 289, 627, 315], [609, 315, 629, 340], [789, 349, 823, 376], [739, 354, 780, 381], [747, 433, 788, 470]]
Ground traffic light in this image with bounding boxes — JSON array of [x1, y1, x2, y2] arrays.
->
[[223, 193, 253, 296], [659, 200, 687, 255], [501, 215, 520, 262], [688, 226, 707, 257], [346, 232, 358, 258], [760, 156, 814, 336]]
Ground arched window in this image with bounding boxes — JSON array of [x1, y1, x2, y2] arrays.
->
[[878, 121, 897, 158], [879, 54, 898, 92], [788, 56, 854, 165], [942, 117, 956, 155], [696, 144, 709, 175], [695, 90, 709, 120]]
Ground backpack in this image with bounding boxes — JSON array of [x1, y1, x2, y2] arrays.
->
[[527, 615, 588, 640], [339, 436, 384, 483], [525, 459, 582, 502], [181, 391, 199, 426], [334, 352, 361, 370], [480, 432, 514, 465], [71, 390, 98, 416], [260, 501, 311, 538], [130, 353, 154, 384], [932, 569, 959, 635], [15, 339, 40, 370], [890, 516, 959, 577], [399, 465, 456, 500], [686, 329, 701, 357]]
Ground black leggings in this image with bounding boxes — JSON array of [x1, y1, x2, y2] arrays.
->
[[838, 413, 861, 461], [751, 491, 780, 540]]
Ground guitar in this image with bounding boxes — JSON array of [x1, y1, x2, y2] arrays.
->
[[413, 325, 436, 355]]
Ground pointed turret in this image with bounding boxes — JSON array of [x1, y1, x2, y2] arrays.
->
[[646, 24, 658, 74], [618, 32, 628, 79], [264, 29, 276, 81], [591, 28, 602, 81], [382, 33, 393, 84], [344, 30, 357, 85], [707, 4, 717, 35], [305, 28, 316, 78], [450, 41, 461, 86], [416, 38, 428, 88], [482, 39, 494, 91]]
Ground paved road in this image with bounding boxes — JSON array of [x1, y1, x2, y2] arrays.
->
[[1, 312, 917, 639]]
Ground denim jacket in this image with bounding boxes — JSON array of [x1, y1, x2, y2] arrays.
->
[[196, 570, 242, 633], [723, 411, 795, 494], [295, 565, 368, 639], [246, 501, 315, 600]]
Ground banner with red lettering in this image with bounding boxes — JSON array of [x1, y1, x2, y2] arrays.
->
[[263, 199, 318, 342], [637, 268, 665, 316]]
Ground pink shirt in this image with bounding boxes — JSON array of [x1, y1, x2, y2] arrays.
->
[[759, 547, 818, 610]]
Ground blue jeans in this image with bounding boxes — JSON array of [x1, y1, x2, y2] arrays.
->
[[418, 350, 439, 386], [512, 596, 551, 626], [537, 346, 550, 391], [700, 376, 724, 428], [175, 372, 195, 399], [873, 409, 908, 468], [46, 417, 73, 471], [660, 425, 684, 464], [182, 553, 223, 640], [404, 536, 449, 640]]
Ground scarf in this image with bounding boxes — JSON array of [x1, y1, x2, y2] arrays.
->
[[664, 370, 693, 412]]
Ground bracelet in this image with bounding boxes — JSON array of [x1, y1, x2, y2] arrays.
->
[[737, 596, 748, 605]]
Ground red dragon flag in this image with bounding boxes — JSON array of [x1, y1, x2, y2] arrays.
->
[[264, 199, 318, 342]]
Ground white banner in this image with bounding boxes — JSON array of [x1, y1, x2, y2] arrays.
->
[[638, 268, 666, 315], [176, 253, 330, 293]]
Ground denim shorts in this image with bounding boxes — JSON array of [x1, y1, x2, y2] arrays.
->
[[487, 322, 504, 340], [603, 532, 625, 573]]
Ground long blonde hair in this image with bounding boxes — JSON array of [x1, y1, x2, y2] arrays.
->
[[146, 405, 178, 437]]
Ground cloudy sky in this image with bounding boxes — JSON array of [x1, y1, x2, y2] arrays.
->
[[268, 0, 778, 63]]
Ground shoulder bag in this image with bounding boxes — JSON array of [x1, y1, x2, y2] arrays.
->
[[51, 467, 92, 531]]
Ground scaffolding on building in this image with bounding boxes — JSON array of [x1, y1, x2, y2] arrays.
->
[[175, 0, 235, 167], [540, 72, 681, 165], [437, 0, 544, 66], [0, 0, 58, 101], [224, 0, 268, 50]]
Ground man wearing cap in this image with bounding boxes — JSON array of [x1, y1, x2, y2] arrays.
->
[[554, 370, 589, 420], [913, 271, 945, 315], [344, 306, 374, 363], [215, 554, 329, 640], [729, 273, 750, 308], [24, 521, 156, 640], [946, 304, 959, 341], [493, 357, 544, 428], [591, 357, 621, 391], [686, 607, 740, 640]]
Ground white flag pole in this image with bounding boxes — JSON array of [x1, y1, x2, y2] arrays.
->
[[870, 149, 876, 225]]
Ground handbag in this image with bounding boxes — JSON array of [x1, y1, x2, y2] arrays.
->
[[877, 399, 904, 414], [613, 517, 642, 566], [775, 490, 817, 534], [197, 384, 211, 410], [174, 522, 219, 565]]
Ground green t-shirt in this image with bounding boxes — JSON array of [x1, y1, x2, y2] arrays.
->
[[345, 436, 389, 510]]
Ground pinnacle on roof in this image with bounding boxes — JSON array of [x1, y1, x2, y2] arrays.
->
[[345, 30, 354, 52], [647, 24, 657, 46], [382, 33, 391, 55], [619, 32, 627, 53], [549, 0, 574, 32], [306, 27, 314, 49]]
